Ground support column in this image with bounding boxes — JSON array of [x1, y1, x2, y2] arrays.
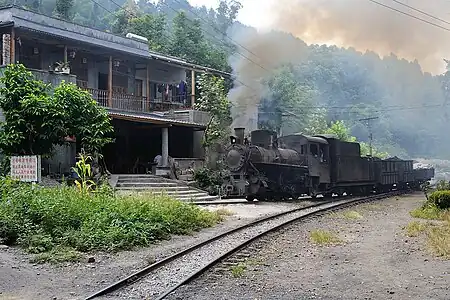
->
[[63, 45, 68, 63], [108, 56, 113, 107], [161, 127, 169, 167], [10, 28, 15, 64], [191, 69, 195, 108], [146, 64, 150, 111]]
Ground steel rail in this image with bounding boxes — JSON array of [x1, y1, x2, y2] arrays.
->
[[84, 191, 404, 300], [154, 191, 404, 300]]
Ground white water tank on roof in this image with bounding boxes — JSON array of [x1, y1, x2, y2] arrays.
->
[[126, 33, 149, 43]]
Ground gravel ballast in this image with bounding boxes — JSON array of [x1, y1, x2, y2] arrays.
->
[[103, 198, 358, 300], [166, 193, 450, 300]]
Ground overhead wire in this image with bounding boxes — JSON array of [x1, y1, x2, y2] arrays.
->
[[389, 0, 450, 26], [367, 0, 450, 31], [90, 0, 450, 118]]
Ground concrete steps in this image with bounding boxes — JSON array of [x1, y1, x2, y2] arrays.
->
[[113, 174, 219, 202]]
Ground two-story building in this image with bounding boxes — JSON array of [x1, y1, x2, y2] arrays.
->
[[0, 6, 230, 178]]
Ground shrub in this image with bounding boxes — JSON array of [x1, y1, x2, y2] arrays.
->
[[427, 191, 450, 210], [0, 178, 224, 261], [193, 167, 224, 195]]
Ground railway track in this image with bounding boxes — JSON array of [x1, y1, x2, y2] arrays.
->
[[85, 191, 406, 300]]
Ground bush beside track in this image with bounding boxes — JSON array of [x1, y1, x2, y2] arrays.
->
[[0, 177, 224, 263]]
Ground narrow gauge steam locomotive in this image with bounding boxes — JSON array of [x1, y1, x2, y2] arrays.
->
[[222, 128, 435, 201]]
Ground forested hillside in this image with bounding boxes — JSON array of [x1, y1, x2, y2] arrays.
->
[[4, 0, 450, 159]]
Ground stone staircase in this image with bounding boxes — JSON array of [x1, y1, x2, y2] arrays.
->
[[111, 174, 219, 202]]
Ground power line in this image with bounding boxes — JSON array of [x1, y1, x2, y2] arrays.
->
[[367, 0, 450, 32], [390, 0, 450, 26]]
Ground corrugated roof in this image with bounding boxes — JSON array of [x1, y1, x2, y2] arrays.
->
[[107, 109, 207, 129]]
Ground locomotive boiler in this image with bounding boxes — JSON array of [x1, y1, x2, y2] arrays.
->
[[222, 128, 435, 201]]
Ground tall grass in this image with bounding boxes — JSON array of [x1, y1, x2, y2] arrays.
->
[[0, 177, 224, 261]]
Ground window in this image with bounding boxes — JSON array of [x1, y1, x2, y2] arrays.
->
[[301, 145, 306, 154], [319, 144, 328, 163], [310, 144, 319, 156]]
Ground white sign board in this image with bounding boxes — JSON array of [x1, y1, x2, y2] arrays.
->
[[10, 155, 41, 182]]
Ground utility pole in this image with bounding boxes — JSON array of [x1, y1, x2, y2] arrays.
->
[[359, 116, 379, 157]]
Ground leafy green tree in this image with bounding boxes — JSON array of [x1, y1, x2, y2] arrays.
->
[[261, 65, 316, 135], [216, 0, 242, 36], [0, 64, 113, 157], [325, 121, 388, 158], [108, 0, 139, 34], [0, 64, 66, 156], [127, 14, 169, 53], [194, 73, 232, 147], [54, 0, 74, 20], [52, 83, 114, 154]]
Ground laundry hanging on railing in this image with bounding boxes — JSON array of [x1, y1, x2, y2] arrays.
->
[[177, 80, 187, 105]]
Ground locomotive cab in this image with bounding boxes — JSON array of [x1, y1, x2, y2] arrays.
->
[[278, 134, 331, 196]]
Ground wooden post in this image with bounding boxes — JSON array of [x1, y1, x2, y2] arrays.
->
[[10, 27, 15, 64], [191, 69, 195, 108], [108, 56, 113, 107], [146, 64, 150, 112], [63, 45, 68, 63]]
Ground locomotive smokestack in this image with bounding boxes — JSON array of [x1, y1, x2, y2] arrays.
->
[[234, 128, 245, 144]]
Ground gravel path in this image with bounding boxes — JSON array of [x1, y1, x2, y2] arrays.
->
[[0, 201, 310, 300], [101, 198, 356, 300], [166, 193, 450, 300]]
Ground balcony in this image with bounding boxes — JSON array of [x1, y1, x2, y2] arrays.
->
[[82, 87, 190, 112]]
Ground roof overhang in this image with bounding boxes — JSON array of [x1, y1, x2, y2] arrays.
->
[[107, 109, 206, 130]]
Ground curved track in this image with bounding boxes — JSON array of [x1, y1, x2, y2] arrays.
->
[[85, 191, 405, 300]]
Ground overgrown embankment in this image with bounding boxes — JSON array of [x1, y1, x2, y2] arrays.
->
[[406, 183, 450, 258], [0, 178, 224, 263]]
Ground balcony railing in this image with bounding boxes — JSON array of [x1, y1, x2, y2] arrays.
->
[[82, 87, 190, 112]]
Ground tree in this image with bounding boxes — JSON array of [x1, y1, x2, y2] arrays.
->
[[325, 120, 388, 158], [0, 64, 66, 156], [54, 0, 74, 20], [195, 73, 232, 147], [108, 0, 139, 34], [216, 0, 242, 36], [127, 14, 169, 53], [0, 64, 114, 157], [52, 83, 114, 154], [261, 65, 316, 135]]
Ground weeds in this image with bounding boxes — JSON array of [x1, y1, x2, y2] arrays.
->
[[427, 225, 450, 257], [0, 178, 223, 262], [404, 221, 429, 237], [213, 208, 235, 217], [408, 199, 450, 259], [309, 229, 342, 245], [410, 205, 446, 220], [230, 263, 247, 277]]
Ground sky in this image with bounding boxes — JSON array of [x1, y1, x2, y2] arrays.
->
[[186, 0, 275, 29]]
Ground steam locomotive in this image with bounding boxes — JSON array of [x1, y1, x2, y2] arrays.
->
[[222, 128, 435, 201]]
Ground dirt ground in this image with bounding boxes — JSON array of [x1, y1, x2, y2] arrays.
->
[[0, 201, 306, 300], [167, 193, 450, 300]]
